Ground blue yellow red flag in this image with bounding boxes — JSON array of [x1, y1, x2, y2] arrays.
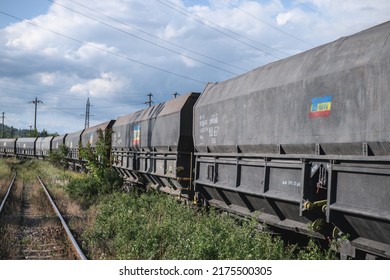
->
[[309, 96, 332, 118]]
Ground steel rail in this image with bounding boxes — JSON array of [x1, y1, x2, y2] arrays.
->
[[36, 175, 87, 260], [0, 173, 16, 214]]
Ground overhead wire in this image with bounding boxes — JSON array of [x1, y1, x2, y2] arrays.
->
[[48, 0, 242, 76], [222, 0, 315, 47], [294, 0, 348, 29], [0, 10, 207, 85], [155, 0, 286, 59], [0, 83, 172, 102], [65, 0, 250, 73]]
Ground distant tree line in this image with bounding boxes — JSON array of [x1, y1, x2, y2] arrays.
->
[[1, 124, 58, 138]]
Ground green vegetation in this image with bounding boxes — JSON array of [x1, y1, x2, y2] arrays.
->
[[1, 159, 79, 185], [66, 129, 123, 208], [48, 144, 69, 169], [84, 190, 335, 260], [0, 158, 13, 179], [0, 158, 14, 199], [0, 124, 58, 138]]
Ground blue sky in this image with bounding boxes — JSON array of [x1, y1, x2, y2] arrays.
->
[[0, 0, 51, 28], [0, 0, 389, 134]]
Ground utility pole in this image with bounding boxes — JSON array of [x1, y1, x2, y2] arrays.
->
[[84, 97, 91, 129], [145, 93, 154, 108], [28, 97, 43, 132], [173, 92, 180, 98], [1, 112, 4, 138]]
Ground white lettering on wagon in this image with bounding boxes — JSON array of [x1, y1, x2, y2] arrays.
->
[[199, 113, 219, 145], [282, 180, 301, 187]]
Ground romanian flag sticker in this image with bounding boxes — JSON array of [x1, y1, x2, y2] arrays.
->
[[309, 96, 332, 118]]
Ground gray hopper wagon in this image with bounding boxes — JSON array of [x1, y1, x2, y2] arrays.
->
[[81, 120, 115, 149], [36, 136, 54, 158], [193, 22, 390, 259], [64, 120, 115, 169], [52, 134, 67, 152], [0, 138, 16, 157], [112, 92, 200, 198], [65, 129, 84, 162], [16, 137, 37, 158]]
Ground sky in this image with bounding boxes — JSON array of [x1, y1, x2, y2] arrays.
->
[[0, 0, 389, 135]]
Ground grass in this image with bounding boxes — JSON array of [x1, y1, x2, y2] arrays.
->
[[0, 158, 14, 179], [0, 158, 15, 207], [83, 190, 336, 260]]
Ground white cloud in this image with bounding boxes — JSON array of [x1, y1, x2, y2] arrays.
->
[[4, 20, 48, 50], [276, 12, 293, 25], [159, 24, 192, 41], [39, 72, 56, 85], [66, 43, 118, 61], [70, 72, 125, 97]]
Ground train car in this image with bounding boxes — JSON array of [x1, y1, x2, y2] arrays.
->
[[16, 137, 37, 157], [52, 134, 67, 153], [64, 129, 84, 168], [81, 120, 115, 149], [112, 92, 200, 197], [193, 22, 390, 259], [36, 136, 54, 158], [0, 138, 16, 157]]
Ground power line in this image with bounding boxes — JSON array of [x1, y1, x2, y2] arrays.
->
[[41, 103, 145, 110], [0, 10, 207, 85], [294, 0, 348, 29], [49, 0, 241, 76], [155, 0, 286, 59], [0, 84, 161, 101], [0, 105, 30, 109], [62, 0, 250, 73], [222, 0, 314, 47]]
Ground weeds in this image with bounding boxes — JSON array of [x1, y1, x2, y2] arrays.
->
[[67, 128, 122, 208], [0, 159, 12, 178], [48, 144, 69, 169], [84, 190, 336, 260]]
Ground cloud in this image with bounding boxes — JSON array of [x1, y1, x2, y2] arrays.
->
[[39, 72, 56, 85], [276, 12, 293, 25], [70, 72, 126, 97], [0, 0, 389, 134]]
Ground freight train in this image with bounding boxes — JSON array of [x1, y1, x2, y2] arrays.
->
[[1, 22, 390, 259]]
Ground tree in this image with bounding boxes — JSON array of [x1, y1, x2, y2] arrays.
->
[[79, 128, 123, 194], [48, 144, 69, 169]]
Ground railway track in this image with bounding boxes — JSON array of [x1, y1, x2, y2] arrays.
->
[[0, 173, 86, 260]]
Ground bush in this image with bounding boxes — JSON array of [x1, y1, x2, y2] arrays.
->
[[65, 128, 123, 207], [48, 144, 69, 169], [66, 169, 122, 208], [66, 176, 100, 207], [84, 190, 334, 260]]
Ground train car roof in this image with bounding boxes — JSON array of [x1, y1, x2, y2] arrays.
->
[[113, 92, 200, 126], [83, 120, 115, 134], [16, 137, 37, 143], [196, 21, 390, 106]]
